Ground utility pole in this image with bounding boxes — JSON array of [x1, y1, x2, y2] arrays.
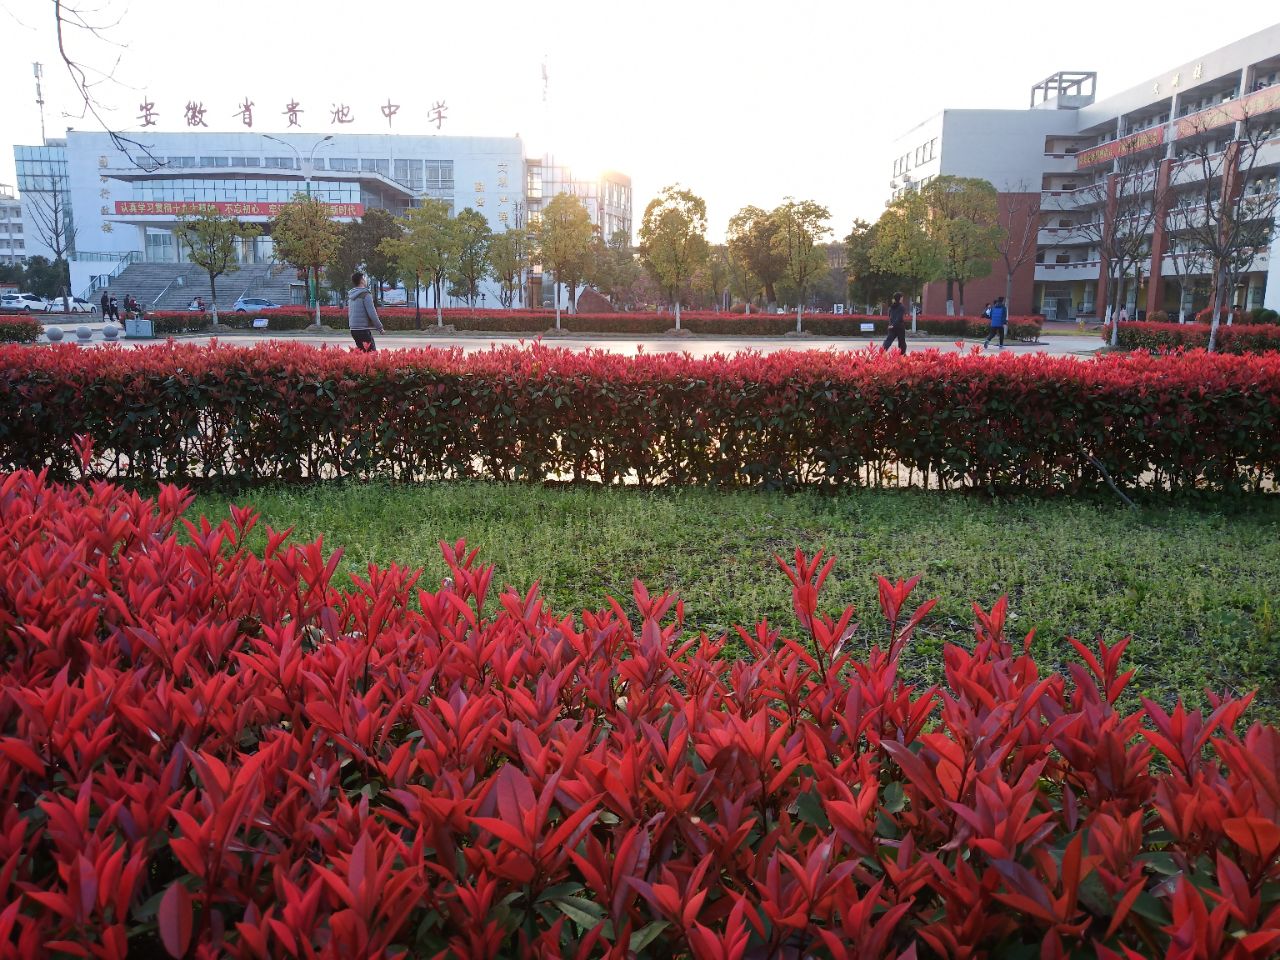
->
[[33, 63, 46, 143]]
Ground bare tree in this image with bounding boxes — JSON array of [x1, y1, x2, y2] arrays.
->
[[26, 178, 77, 313], [50, 0, 164, 171], [1173, 109, 1280, 351], [1067, 143, 1170, 346], [1163, 202, 1214, 322], [995, 180, 1041, 312]]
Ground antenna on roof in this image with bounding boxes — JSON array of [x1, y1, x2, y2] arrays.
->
[[33, 63, 46, 144]]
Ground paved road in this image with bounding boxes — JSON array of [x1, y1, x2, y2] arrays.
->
[[43, 322, 1106, 357]]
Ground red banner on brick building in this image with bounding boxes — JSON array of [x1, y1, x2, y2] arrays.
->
[[1075, 127, 1166, 170], [1175, 84, 1280, 139], [112, 201, 364, 218]]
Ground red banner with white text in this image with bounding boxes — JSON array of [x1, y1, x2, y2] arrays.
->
[[113, 201, 364, 218]]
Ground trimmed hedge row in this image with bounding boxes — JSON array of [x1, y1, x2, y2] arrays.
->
[[3, 342, 1277, 493], [1106, 321, 1280, 353], [148, 308, 1043, 340], [0, 315, 41, 343]]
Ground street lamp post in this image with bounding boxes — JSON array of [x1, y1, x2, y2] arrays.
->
[[263, 134, 333, 327]]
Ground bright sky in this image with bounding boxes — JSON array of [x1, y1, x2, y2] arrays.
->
[[2, 1, 1277, 240]]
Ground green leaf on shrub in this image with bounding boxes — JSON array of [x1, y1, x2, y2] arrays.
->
[[630, 921, 669, 952], [796, 788, 831, 830], [884, 781, 906, 813], [553, 896, 607, 931], [1130, 890, 1171, 925]]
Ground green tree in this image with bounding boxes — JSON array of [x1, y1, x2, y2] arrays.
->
[[448, 208, 492, 307], [704, 245, 731, 311], [175, 212, 261, 324], [14, 256, 69, 302], [354, 208, 402, 304], [726, 246, 759, 312], [271, 194, 343, 327], [638, 185, 709, 330], [380, 199, 457, 328], [488, 227, 531, 309], [326, 209, 403, 306], [587, 231, 643, 309], [537, 193, 595, 328], [846, 219, 911, 311], [326, 221, 364, 306], [919, 176, 1002, 315], [772, 198, 831, 332], [726, 205, 787, 306], [872, 192, 942, 324]]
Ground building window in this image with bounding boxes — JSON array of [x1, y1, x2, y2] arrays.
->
[[425, 162, 453, 190]]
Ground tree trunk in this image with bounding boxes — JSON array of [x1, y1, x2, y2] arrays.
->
[[674, 299, 681, 331], [945, 278, 955, 316], [1005, 271, 1014, 317], [764, 281, 777, 307], [209, 271, 218, 323], [435, 277, 443, 327], [795, 300, 803, 334], [1109, 270, 1120, 347], [957, 280, 966, 318], [312, 267, 323, 328], [1207, 267, 1224, 353], [414, 272, 422, 329], [554, 274, 562, 330]]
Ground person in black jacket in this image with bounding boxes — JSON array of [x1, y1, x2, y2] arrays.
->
[[882, 292, 907, 353], [100, 290, 109, 316]]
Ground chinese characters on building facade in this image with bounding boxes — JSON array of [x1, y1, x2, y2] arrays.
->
[[126, 98, 448, 131]]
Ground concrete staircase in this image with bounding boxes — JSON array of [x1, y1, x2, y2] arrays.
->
[[109, 262, 306, 311]]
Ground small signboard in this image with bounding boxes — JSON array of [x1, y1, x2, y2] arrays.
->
[[833, 303, 845, 315], [252, 317, 269, 329], [860, 322, 875, 333]]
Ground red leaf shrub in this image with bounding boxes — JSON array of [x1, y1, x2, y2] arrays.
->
[[147, 308, 1043, 341], [3, 342, 1279, 493], [1104, 321, 1280, 354], [0, 315, 41, 343], [3, 467, 1280, 957]]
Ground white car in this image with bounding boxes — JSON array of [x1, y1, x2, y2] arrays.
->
[[1, 293, 51, 312], [44, 296, 98, 314], [233, 296, 282, 313]]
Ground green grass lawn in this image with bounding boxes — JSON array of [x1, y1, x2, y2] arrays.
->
[[192, 484, 1280, 720]]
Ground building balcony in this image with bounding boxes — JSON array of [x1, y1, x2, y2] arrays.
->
[[1041, 153, 1081, 174], [1040, 189, 1095, 211], [1037, 227, 1094, 246], [1034, 260, 1100, 282]]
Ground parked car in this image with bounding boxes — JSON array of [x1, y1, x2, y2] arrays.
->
[[0, 293, 51, 312], [233, 296, 282, 313], [45, 297, 99, 314]]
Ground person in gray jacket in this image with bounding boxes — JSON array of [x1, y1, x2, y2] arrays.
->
[[347, 271, 385, 352]]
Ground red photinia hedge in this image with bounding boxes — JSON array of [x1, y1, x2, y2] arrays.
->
[[2, 464, 1280, 957], [1103, 321, 1280, 354], [3, 342, 1279, 493], [148, 309, 1043, 340], [0, 315, 41, 343]]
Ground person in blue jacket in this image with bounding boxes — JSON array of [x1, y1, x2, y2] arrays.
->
[[983, 296, 1008, 349]]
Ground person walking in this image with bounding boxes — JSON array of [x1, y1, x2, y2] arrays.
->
[[347, 270, 384, 352], [983, 296, 1008, 349], [100, 290, 109, 317], [108, 296, 119, 322], [882, 292, 907, 354]]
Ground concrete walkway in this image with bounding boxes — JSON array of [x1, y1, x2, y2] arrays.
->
[[39, 321, 1106, 357]]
